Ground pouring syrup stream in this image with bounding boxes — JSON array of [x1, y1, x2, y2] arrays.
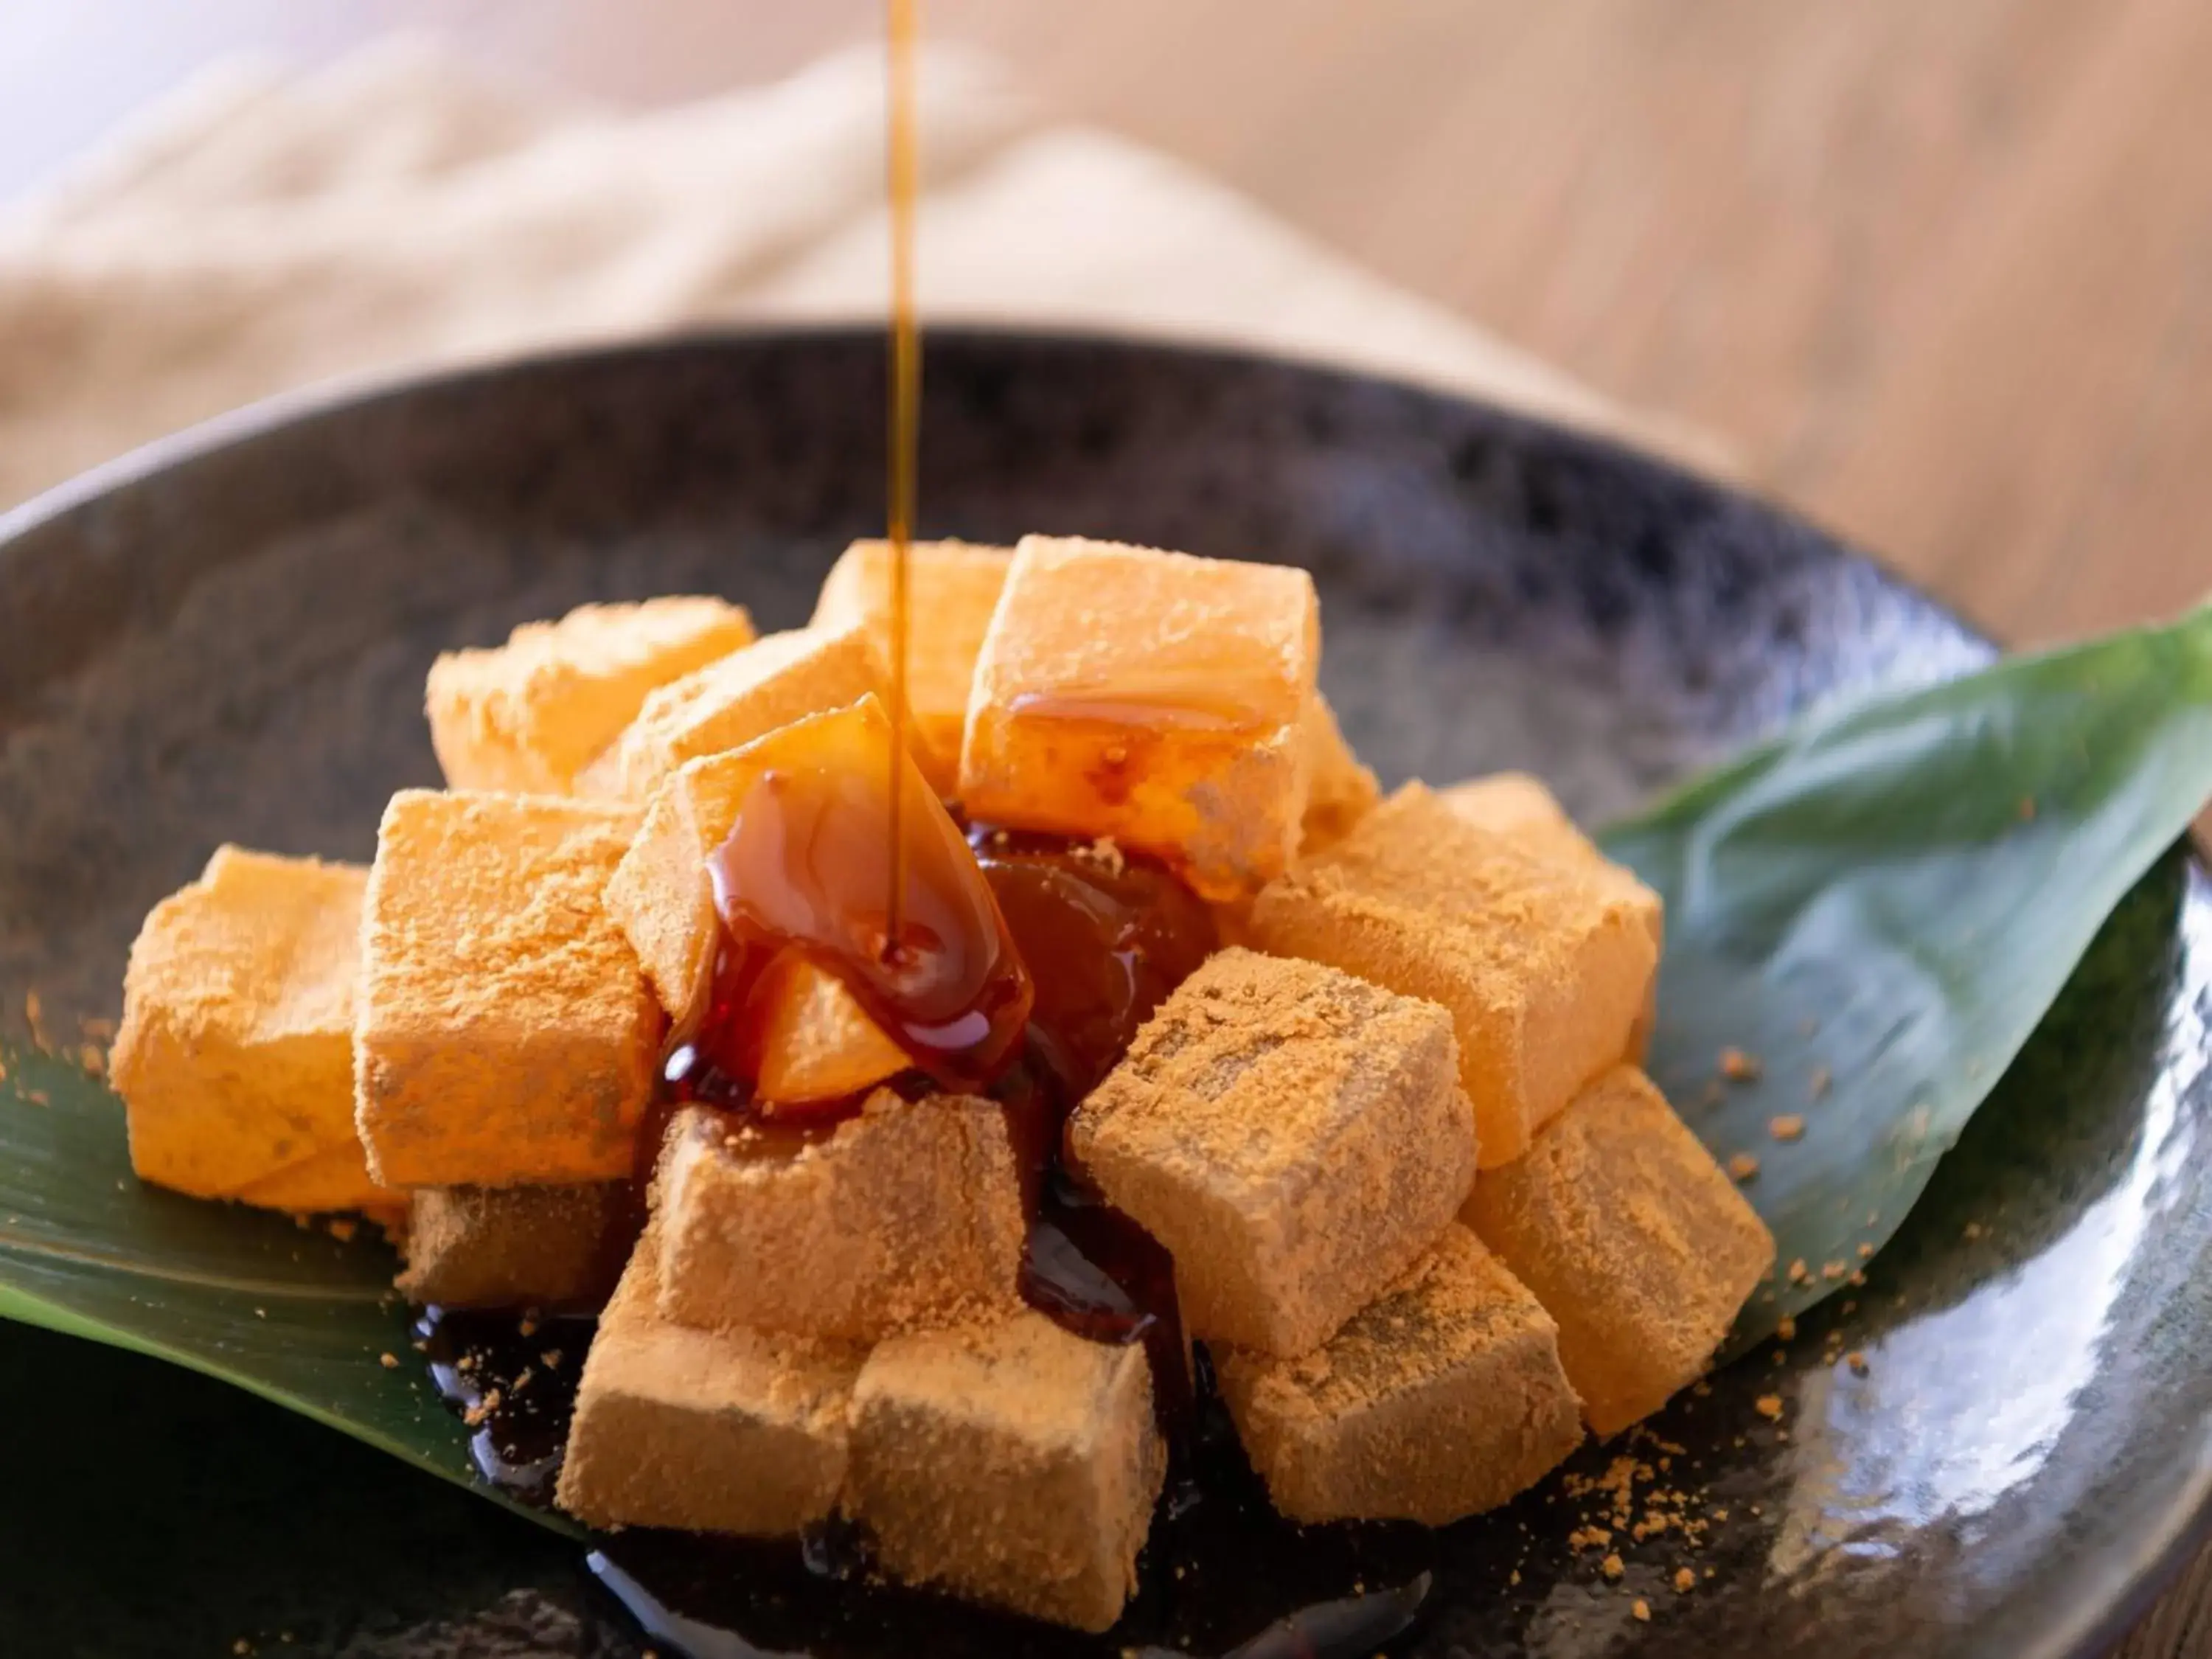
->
[[883, 0, 920, 948]]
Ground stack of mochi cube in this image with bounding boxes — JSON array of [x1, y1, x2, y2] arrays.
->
[[108, 532, 1774, 1635]]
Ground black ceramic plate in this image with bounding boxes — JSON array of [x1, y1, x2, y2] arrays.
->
[[1, 331, 2207, 1659]]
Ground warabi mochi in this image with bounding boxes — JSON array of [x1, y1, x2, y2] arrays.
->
[[810, 538, 1012, 795], [602, 695, 986, 1105], [653, 1093, 1024, 1342], [575, 622, 883, 804], [557, 1222, 862, 1536], [425, 597, 754, 794], [1215, 1225, 1582, 1524], [111, 846, 393, 1210], [396, 1182, 630, 1308], [959, 536, 1318, 900], [846, 1310, 1164, 1632], [353, 790, 658, 1186], [1069, 947, 1474, 1357], [1250, 783, 1655, 1167], [1464, 1065, 1775, 1436]]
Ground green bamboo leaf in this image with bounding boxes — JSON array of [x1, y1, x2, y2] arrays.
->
[[0, 1041, 574, 1534], [1602, 602, 2212, 1350]]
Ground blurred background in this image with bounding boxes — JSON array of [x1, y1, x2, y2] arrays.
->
[[7, 0, 2211, 649]]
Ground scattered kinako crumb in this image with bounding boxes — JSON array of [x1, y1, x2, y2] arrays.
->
[[513, 1367, 535, 1393], [1568, 1526, 1613, 1551], [541, 1349, 564, 1371], [456, 1354, 476, 1373], [1963, 1221, 1985, 1240], [1601, 1554, 1625, 1581], [1728, 1152, 1760, 1182], [1775, 1315, 1796, 1341], [1674, 1568, 1696, 1593], [1846, 1352, 1870, 1377], [1754, 1395, 1784, 1421], [462, 1387, 503, 1427], [1769, 1115, 1806, 1143], [1719, 1046, 1762, 1082], [79, 1043, 105, 1078], [1787, 1259, 1810, 1285], [328, 1219, 357, 1243], [378, 1352, 399, 1370], [1632, 1599, 1652, 1622], [1821, 1260, 1848, 1281], [1083, 836, 1127, 876], [24, 990, 48, 1050]]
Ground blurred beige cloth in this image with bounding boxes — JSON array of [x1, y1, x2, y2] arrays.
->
[[0, 38, 1729, 514]]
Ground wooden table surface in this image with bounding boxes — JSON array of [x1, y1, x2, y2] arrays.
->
[[4, 2, 2208, 1652]]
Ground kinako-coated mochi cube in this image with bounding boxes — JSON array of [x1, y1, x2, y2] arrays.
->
[[602, 695, 957, 1104], [958, 537, 1319, 901], [425, 597, 755, 795], [846, 1310, 1165, 1633], [1441, 771, 1664, 1056], [556, 1222, 863, 1536], [353, 790, 659, 1187], [810, 538, 1012, 796], [395, 1182, 630, 1308], [654, 1093, 1025, 1342], [1249, 783, 1657, 1169], [1464, 1065, 1775, 1436], [1215, 1225, 1582, 1525], [1299, 692, 1380, 854], [1068, 947, 1474, 1358], [111, 846, 396, 1211], [574, 621, 884, 804]]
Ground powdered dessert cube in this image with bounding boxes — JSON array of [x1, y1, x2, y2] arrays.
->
[[112, 846, 394, 1209], [1250, 783, 1656, 1167], [810, 538, 1012, 793], [655, 1093, 1024, 1342], [605, 698, 945, 1039], [1216, 1225, 1580, 1523], [1300, 693, 1380, 853], [1069, 948, 1474, 1357], [557, 1224, 862, 1535], [846, 1311, 1164, 1632], [354, 790, 658, 1186], [574, 622, 883, 804], [1442, 771, 1664, 1054], [959, 537, 1319, 900], [395, 1182, 629, 1307], [426, 597, 754, 794], [1464, 1065, 1775, 1436]]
